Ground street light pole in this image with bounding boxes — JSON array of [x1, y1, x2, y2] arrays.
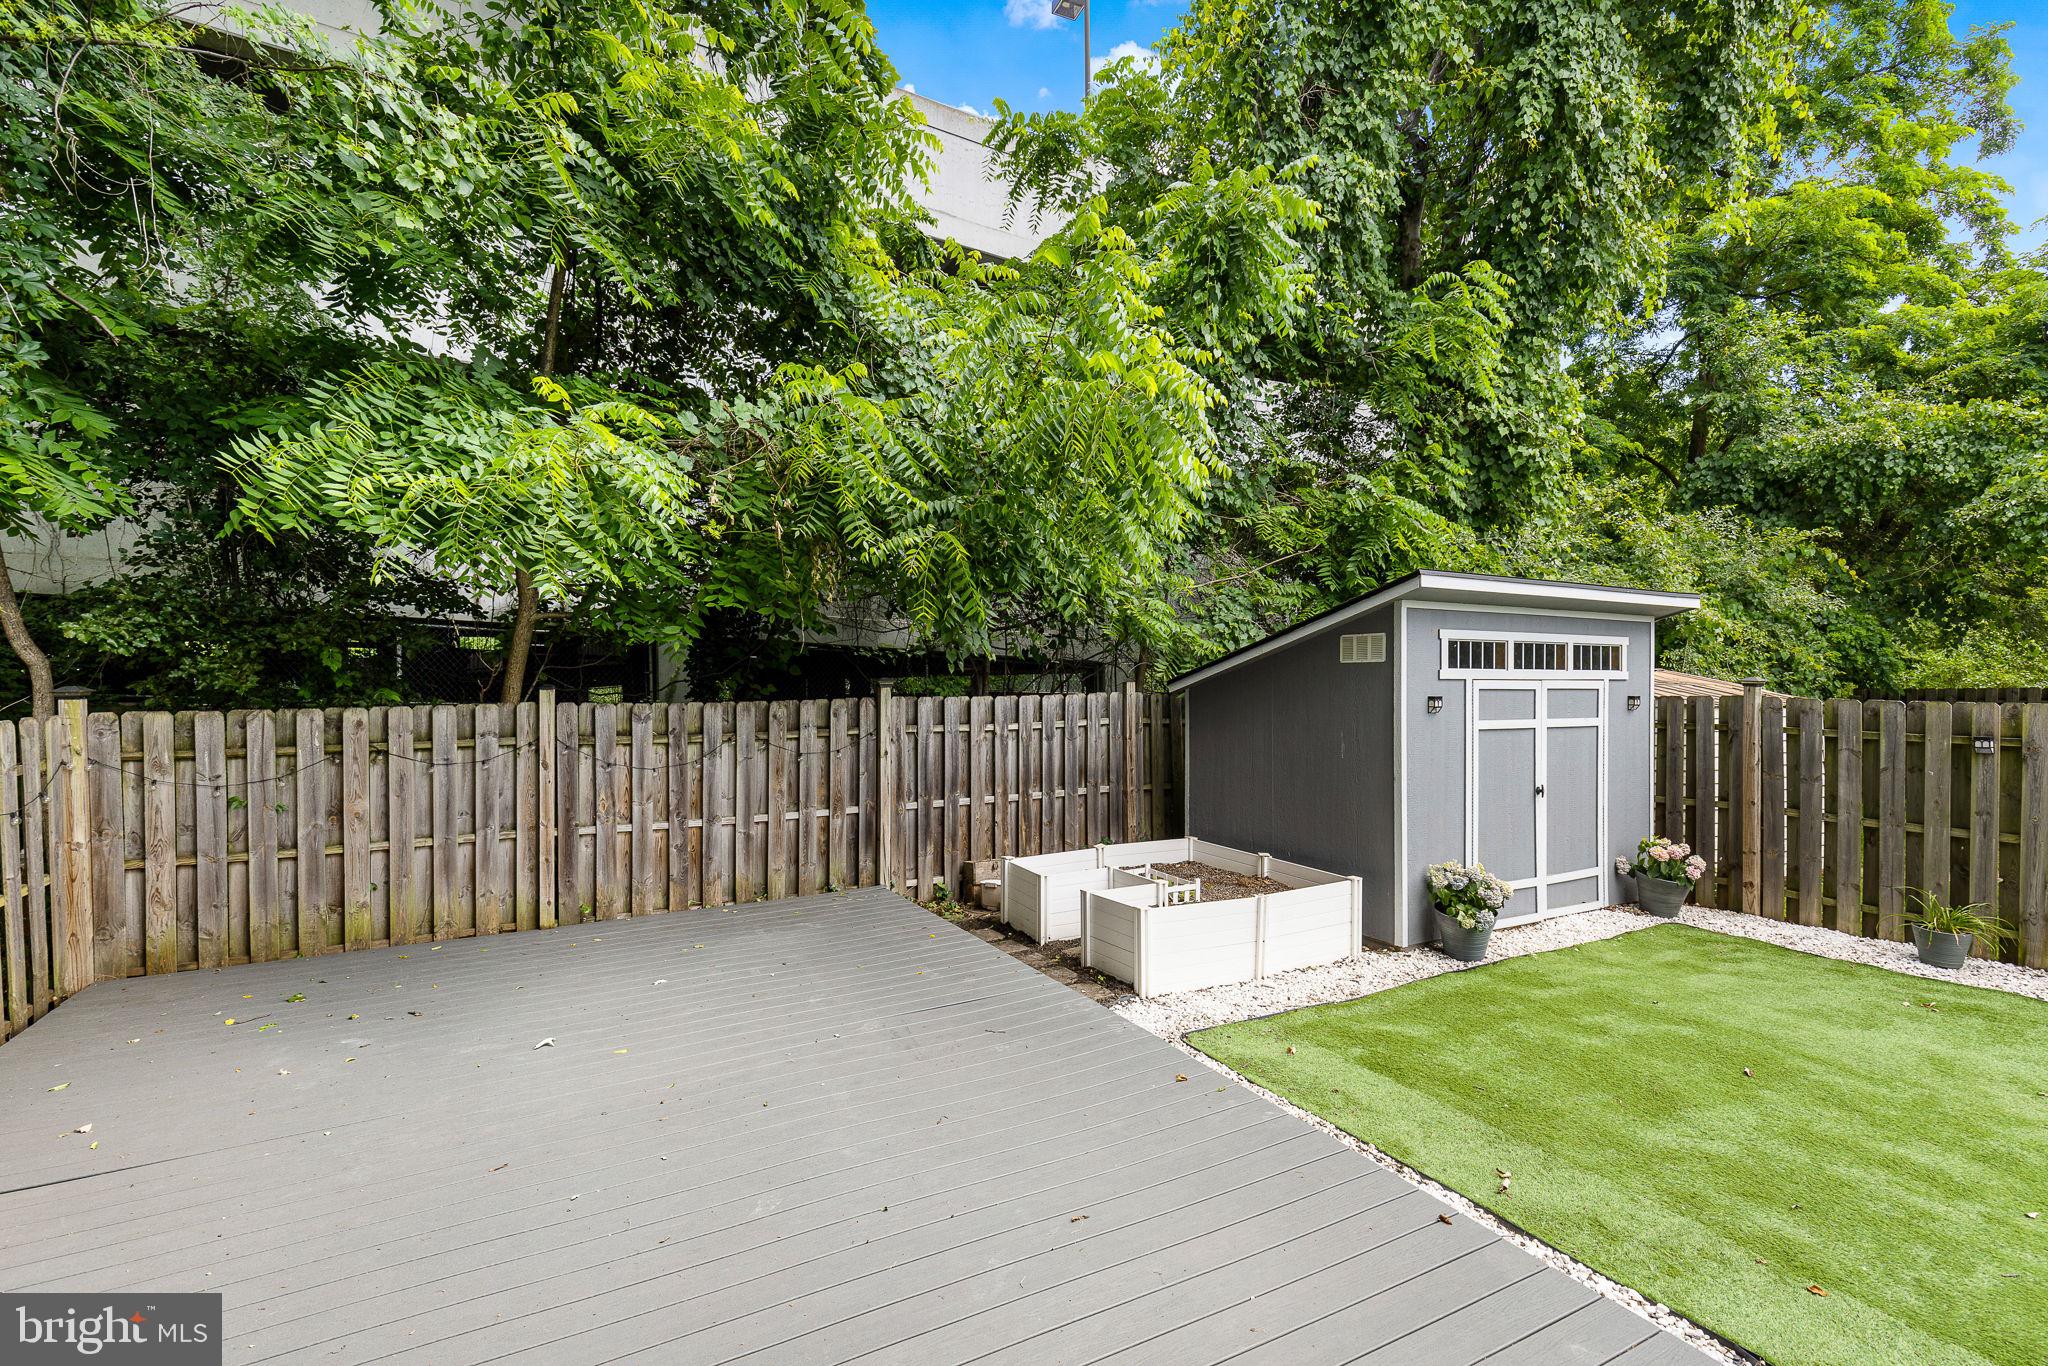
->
[[1050, 0, 1090, 103]]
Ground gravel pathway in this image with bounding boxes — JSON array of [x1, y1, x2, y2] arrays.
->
[[1113, 905, 2048, 1365], [1118, 903, 2048, 1038]]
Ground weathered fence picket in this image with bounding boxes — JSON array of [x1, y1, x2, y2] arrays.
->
[[0, 687, 1184, 1042], [1654, 688, 2048, 969]]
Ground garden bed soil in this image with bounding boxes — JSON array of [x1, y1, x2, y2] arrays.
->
[[919, 895, 1125, 1003], [1143, 860, 1292, 900]]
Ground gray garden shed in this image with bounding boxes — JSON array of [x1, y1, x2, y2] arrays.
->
[[1167, 572, 1700, 947]]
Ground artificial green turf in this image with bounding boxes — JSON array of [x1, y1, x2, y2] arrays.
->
[[1189, 925, 2048, 1366]]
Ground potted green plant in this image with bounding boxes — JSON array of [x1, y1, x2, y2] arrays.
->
[[1903, 890, 2010, 969], [1426, 861, 1510, 962], [1617, 837, 1705, 918]]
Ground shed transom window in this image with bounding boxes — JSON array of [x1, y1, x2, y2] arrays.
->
[[1440, 632, 1626, 679]]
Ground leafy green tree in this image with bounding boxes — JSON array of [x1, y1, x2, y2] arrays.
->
[[989, 0, 1805, 677], [223, 1, 1321, 698], [0, 0, 520, 712], [1580, 0, 2042, 689]]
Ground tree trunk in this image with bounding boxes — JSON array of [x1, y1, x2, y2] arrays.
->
[[1396, 55, 1442, 293], [540, 255, 568, 376], [499, 255, 572, 706], [1397, 184, 1426, 290], [0, 563, 55, 720], [499, 569, 538, 707], [1688, 403, 1712, 466]]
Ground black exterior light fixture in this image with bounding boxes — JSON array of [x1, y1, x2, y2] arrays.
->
[[1049, 0, 1091, 102], [1427, 695, 1444, 715], [1628, 695, 1643, 711]]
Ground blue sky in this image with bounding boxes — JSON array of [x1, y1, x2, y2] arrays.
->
[[870, 0, 2048, 250], [866, 1, 1174, 116], [1953, 0, 2048, 248]]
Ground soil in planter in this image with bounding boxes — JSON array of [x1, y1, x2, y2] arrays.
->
[[1144, 860, 1293, 900]]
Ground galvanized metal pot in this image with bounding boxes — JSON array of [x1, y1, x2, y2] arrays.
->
[[1637, 876, 1691, 918], [1435, 912, 1493, 962], [1910, 923, 1973, 969]]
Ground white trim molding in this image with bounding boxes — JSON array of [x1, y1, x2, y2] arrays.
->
[[1439, 628, 1628, 682], [1463, 678, 1609, 924], [1168, 571, 1696, 693]]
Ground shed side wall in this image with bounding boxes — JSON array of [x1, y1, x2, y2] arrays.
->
[[1184, 608, 1395, 924]]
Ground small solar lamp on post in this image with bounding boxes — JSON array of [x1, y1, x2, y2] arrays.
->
[[1050, 0, 1090, 102]]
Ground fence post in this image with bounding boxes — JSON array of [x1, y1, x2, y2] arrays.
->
[[1121, 681, 1140, 843], [54, 687, 91, 996], [537, 688, 557, 927], [876, 684, 895, 892], [1737, 679, 1765, 915]]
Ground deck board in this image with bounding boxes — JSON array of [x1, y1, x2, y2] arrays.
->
[[0, 888, 1714, 1364]]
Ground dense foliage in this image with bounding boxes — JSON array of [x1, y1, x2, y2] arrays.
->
[[2, 0, 2043, 708], [995, 0, 2045, 693]]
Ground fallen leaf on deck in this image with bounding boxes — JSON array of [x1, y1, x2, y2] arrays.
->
[[534, 1038, 555, 1049], [1175, 1074, 1188, 1082], [1437, 1214, 1454, 1226], [88, 1141, 98, 1150], [1070, 1214, 1088, 1223], [48, 1083, 68, 1092], [613, 1049, 629, 1055], [284, 993, 305, 1003], [74, 1124, 91, 1133]]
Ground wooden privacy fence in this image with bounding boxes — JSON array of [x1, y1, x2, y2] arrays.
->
[[1656, 683, 2048, 968], [0, 687, 1185, 1043]]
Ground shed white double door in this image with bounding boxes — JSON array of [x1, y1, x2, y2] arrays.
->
[[1467, 680, 1607, 923]]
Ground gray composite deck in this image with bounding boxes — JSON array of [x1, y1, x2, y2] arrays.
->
[[0, 889, 1711, 1365]]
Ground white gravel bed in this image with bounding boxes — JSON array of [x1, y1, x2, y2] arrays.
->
[[1116, 902, 2048, 1038], [1114, 905, 1654, 1038], [1112, 904, 2048, 1365], [1673, 903, 2048, 1000]]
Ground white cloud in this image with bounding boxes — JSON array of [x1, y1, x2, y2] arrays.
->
[[901, 82, 916, 93], [1004, 0, 1058, 29], [1037, 86, 1052, 99], [1092, 40, 1158, 77]]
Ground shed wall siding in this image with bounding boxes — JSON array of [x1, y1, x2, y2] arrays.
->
[[1184, 608, 1395, 907]]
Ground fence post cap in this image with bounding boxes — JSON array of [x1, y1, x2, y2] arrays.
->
[[52, 685, 90, 701], [1740, 677, 1768, 689]]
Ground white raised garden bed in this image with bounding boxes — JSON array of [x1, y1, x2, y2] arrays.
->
[[1002, 838, 1362, 998], [1000, 838, 1197, 942]]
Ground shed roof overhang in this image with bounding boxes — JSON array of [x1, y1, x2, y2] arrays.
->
[[1165, 570, 1702, 693]]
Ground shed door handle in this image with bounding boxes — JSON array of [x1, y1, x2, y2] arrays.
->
[[1535, 784, 1545, 797]]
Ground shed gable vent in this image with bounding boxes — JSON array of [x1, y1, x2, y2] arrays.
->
[[1338, 632, 1387, 664]]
